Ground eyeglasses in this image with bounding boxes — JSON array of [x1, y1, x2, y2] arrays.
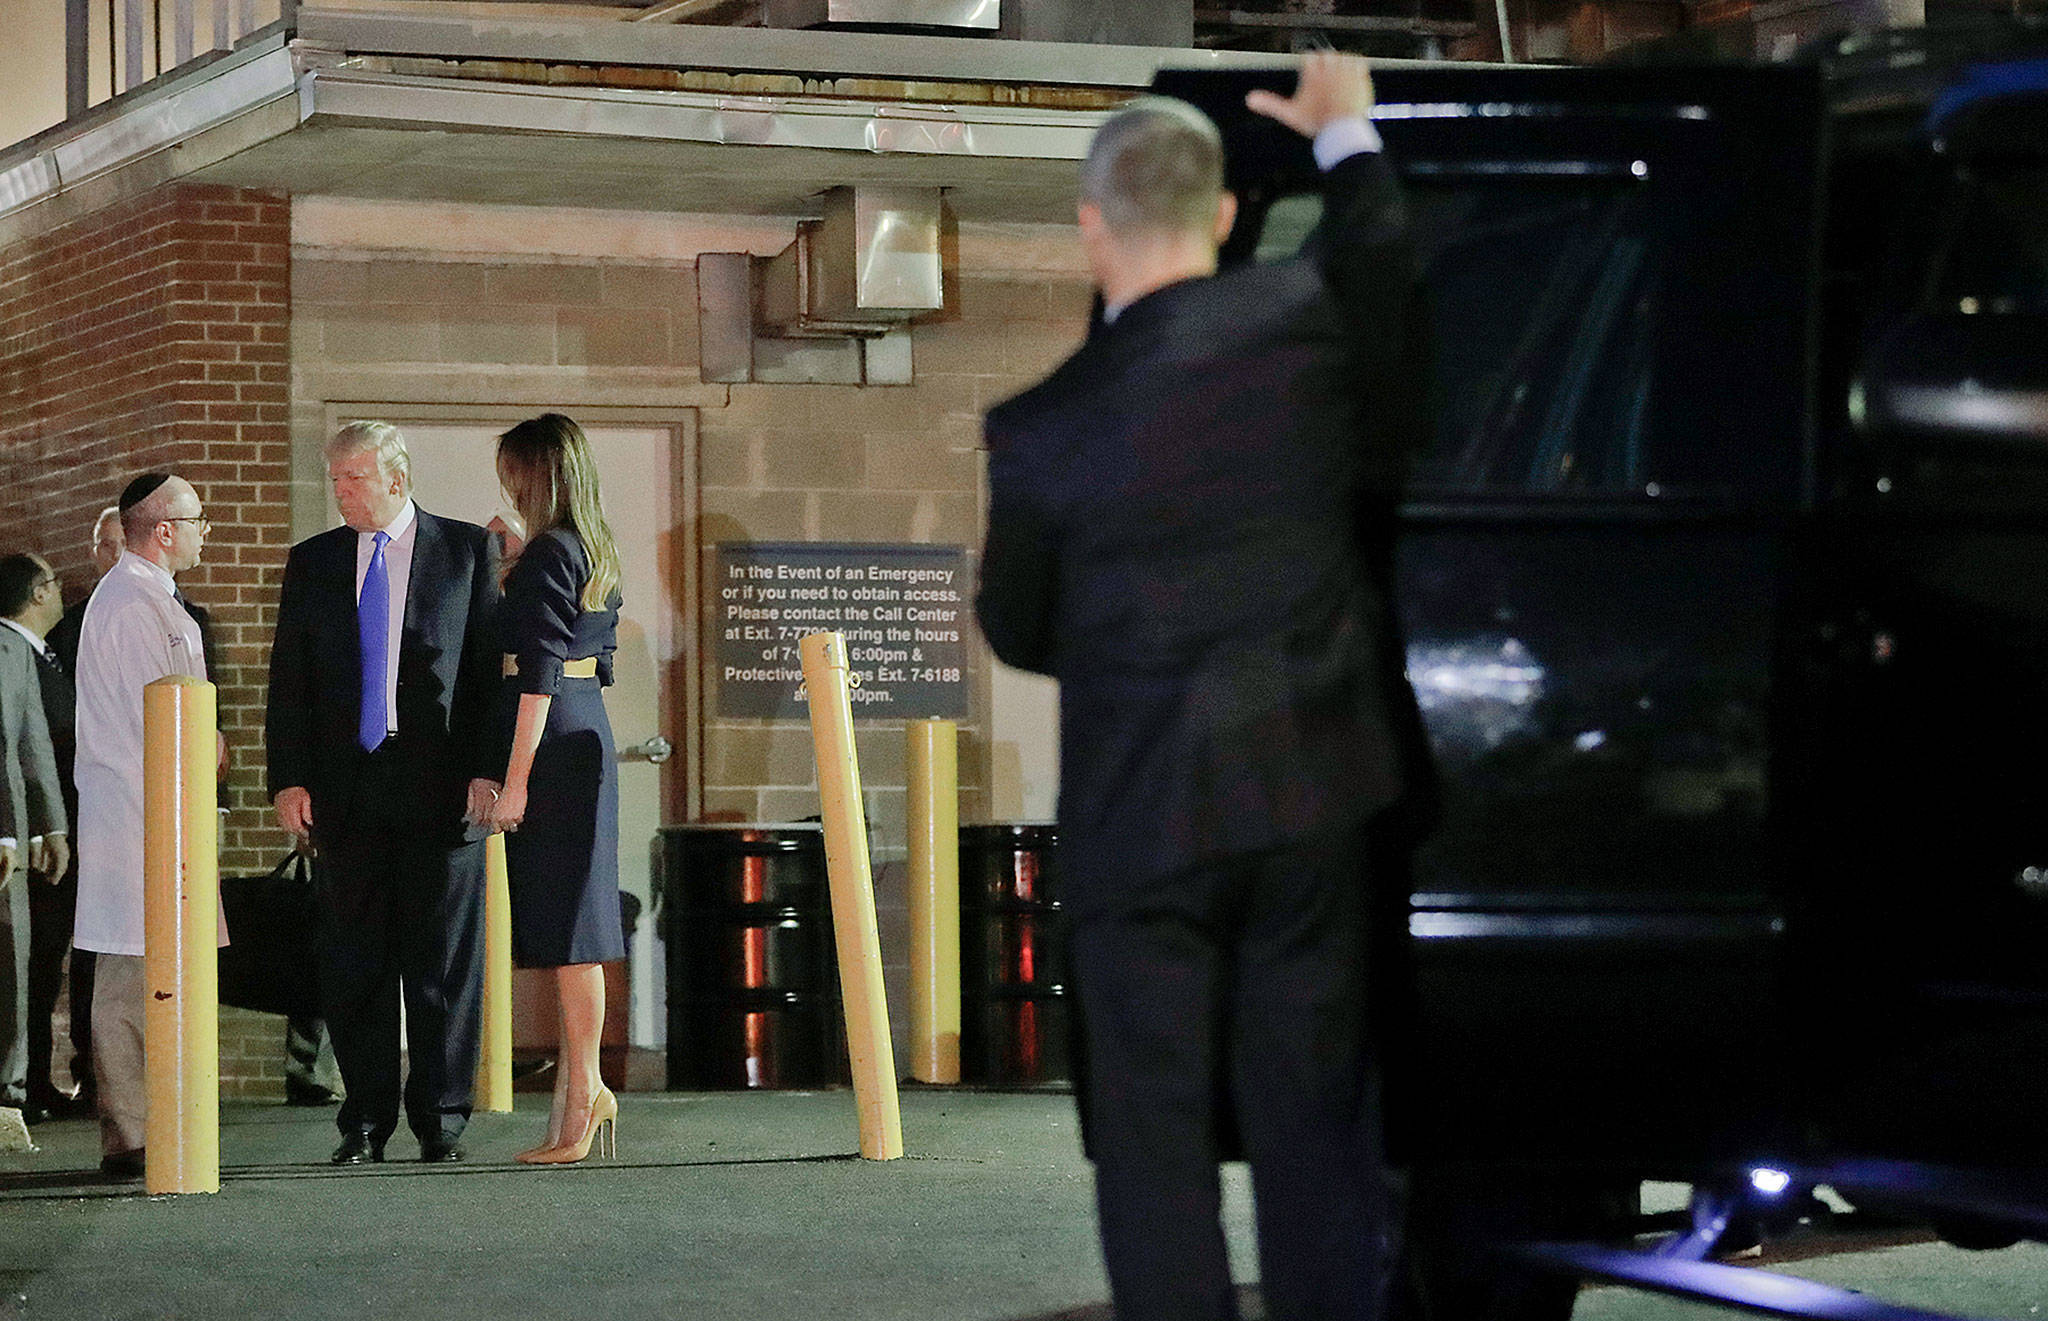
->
[[163, 516, 212, 534]]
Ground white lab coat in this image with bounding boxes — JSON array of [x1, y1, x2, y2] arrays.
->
[[73, 552, 226, 956]]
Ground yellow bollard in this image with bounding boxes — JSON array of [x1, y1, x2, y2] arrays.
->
[[142, 676, 219, 1196], [474, 833, 514, 1112], [907, 720, 960, 1084], [799, 632, 904, 1160]]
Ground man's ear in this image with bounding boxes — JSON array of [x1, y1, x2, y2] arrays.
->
[[1214, 192, 1240, 248]]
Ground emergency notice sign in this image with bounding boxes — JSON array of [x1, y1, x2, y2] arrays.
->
[[713, 541, 970, 719]]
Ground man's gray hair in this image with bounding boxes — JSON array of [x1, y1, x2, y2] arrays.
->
[[326, 420, 412, 484], [1078, 97, 1226, 238]]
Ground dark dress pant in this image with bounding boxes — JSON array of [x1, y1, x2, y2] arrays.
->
[[314, 745, 485, 1146], [1072, 825, 1398, 1321], [25, 867, 83, 1104]]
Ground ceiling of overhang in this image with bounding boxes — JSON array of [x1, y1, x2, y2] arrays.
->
[[185, 117, 1088, 222]]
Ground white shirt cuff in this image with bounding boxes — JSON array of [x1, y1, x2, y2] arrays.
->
[[0, 838, 15, 849], [1313, 115, 1383, 170]]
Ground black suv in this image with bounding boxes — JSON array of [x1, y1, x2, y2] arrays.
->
[[1165, 22, 2048, 1318]]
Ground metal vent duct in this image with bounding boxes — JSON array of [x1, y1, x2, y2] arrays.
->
[[759, 186, 945, 337], [763, 0, 1001, 30]]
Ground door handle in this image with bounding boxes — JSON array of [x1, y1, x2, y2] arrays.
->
[[622, 734, 673, 765]]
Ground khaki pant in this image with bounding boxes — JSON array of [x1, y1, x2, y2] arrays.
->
[[90, 954, 145, 1157]]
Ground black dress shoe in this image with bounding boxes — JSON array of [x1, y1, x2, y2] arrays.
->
[[15, 1102, 51, 1126], [330, 1132, 385, 1165], [27, 1091, 87, 1122], [418, 1138, 466, 1164], [99, 1149, 145, 1181]]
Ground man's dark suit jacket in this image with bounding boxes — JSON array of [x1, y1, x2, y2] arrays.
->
[[976, 151, 1434, 903], [28, 630, 74, 826], [0, 628, 64, 846], [265, 509, 500, 846]]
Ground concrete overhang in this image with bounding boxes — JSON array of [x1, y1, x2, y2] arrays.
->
[[0, 5, 1468, 245]]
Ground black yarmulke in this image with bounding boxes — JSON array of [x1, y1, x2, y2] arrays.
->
[[117, 472, 171, 513]]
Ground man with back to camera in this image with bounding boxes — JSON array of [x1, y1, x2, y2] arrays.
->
[[266, 421, 501, 1165], [0, 554, 78, 1124], [975, 53, 1436, 1321], [73, 474, 221, 1178]]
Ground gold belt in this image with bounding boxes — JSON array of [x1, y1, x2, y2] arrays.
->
[[503, 655, 599, 679]]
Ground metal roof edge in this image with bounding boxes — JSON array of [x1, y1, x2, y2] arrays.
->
[[295, 6, 1482, 89], [0, 41, 302, 232]]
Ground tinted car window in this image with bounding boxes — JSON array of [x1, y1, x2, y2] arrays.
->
[[1232, 69, 1826, 508], [1938, 164, 2048, 315], [1407, 180, 1654, 496]]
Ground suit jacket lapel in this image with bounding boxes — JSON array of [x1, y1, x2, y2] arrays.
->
[[405, 509, 447, 648], [330, 525, 366, 732]]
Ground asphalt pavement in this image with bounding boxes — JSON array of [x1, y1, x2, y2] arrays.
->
[[1, 1089, 2044, 1321]]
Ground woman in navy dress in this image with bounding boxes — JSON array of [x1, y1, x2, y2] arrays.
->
[[483, 413, 625, 1165]]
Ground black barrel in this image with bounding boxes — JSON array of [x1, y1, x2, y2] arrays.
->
[[960, 823, 1069, 1086], [661, 824, 844, 1089]]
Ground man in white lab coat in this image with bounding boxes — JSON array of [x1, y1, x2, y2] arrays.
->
[[73, 472, 221, 1179]]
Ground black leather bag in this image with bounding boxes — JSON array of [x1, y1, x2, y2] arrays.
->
[[218, 852, 320, 1018]]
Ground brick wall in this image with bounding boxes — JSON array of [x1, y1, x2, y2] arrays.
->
[[0, 181, 294, 1097]]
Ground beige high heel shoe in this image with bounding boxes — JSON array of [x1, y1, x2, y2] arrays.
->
[[528, 1087, 617, 1165], [516, 1076, 570, 1164]]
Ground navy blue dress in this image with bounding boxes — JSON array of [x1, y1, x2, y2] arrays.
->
[[496, 528, 625, 968]]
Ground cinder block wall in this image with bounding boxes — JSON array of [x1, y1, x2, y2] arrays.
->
[[290, 212, 1087, 1067], [0, 181, 294, 1096]]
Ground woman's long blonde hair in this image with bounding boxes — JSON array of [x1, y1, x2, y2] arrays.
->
[[497, 413, 621, 612]]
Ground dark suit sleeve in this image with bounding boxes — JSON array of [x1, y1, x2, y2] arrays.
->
[[974, 423, 1060, 677], [1317, 150, 1434, 490], [450, 524, 504, 782], [187, 601, 221, 683], [1323, 150, 1443, 841], [504, 534, 583, 697], [266, 542, 316, 799]]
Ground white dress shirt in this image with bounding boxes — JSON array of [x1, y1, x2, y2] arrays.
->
[[353, 499, 417, 738], [0, 617, 55, 849], [73, 552, 223, 956], [0, 617, 50, 662]]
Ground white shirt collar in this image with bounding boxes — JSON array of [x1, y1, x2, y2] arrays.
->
[[363, 498, 417, 543], [0, 617, 46, 655], [118, 550, 177, 597]]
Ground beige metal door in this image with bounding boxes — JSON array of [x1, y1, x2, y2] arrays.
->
[[379, 418, 686, 1049]]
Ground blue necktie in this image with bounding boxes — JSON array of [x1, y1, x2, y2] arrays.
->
[[358, 530, 390, 751]]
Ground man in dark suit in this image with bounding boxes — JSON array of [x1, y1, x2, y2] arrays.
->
[[43, 506, 122, 1113], [0, 554, 82, 1122], [267, 420, 501, 1164], [0, 555, 70, 1124], [975, 54, 1433, 1321]]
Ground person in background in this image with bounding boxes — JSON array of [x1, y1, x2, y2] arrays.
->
[[43, 505, 123, 1113], [0, 554, 80, 1124], [73, 475, 221, 1179], [266, 421, 501, 1166], [975, 53, 1435, 1321], [478, 413, 625, 1166]]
